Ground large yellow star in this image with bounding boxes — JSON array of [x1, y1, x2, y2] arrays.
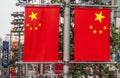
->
[[29, 12, 37, 21], [95, 11, 105, 23]]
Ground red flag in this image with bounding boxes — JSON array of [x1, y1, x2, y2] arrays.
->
[[74, 8, 110, 62], [55, 64, 63, 74], [55, 52, 63, 74], [23, 6, 60, 62]]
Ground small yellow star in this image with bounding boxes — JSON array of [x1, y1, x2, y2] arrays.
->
[[30, 27, 33, 30], [93, 30, 97, 34], [35, 27, 38, 30], [103, 26, 107, 30], [29, 12, 37, 21], [26, 24, 29, 27], [95, 11, 105, 23], [38, 24, 41, 27], [99, 30, 103, 34], [89, 25, 93, 29]]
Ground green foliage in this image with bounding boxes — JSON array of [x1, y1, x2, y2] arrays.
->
[[70, 64, 89, 77], [110, 24, 120, 54], [93, 0, 102, 4]]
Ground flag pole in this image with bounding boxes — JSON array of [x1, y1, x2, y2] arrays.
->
[[25, 64, 28, 78], [18, 24, 21, 78], [63, 0, 70, 77]]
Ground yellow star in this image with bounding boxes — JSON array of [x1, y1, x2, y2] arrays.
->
[[89, 25, 93, 29], [29, 12, 37, 21], [26, 24, 29, 27], [35, 27, 38, 30], [99, 30, 103, 34], [103, 26, 107, 30], [95, 11, 105, 23], [30, 27, 33, 30], [38, 24, 41, 27], [93, 30, 97, 34]]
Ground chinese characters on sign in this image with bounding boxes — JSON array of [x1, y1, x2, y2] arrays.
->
[[2, 41, 9, 68]]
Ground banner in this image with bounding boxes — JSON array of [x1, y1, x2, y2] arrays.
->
[[74, 8, 110, 62], [23, 6, 60, 62], [2, 41, 9, 68]]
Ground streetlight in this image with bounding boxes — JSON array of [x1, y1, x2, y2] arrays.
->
[[11, 11, 24, 78]]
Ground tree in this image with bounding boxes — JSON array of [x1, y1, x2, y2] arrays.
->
[[110, 24, 120, 50]]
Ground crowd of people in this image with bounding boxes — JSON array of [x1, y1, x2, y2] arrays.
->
[[76, 64, 118, 78]]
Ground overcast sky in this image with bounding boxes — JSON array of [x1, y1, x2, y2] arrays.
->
[[0, 0, 24, 40]]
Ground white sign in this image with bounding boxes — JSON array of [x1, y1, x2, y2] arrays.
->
[[116, 18, 120, 28]]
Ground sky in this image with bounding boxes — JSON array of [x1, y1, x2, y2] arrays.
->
[[0, 0, 24, 40]]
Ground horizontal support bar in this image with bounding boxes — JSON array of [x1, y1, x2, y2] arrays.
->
[[70, 61, 117, 64], [16, 3, 64, 7], [16, 61, 116, 64], [27, 4, 64, 6], [71, 4, 118, 8], [16, 2, 118, 8], [16, 61, 63, 64]]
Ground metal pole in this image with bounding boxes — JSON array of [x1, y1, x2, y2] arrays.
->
[[18, 24, 21, 78], [71, 4, 118, 8], [63, 0, 70, 77], [40, 64, 43, 77], [111, 0, 115, 24], [25, 64, 28, 78]]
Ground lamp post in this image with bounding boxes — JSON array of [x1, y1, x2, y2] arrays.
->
[[111, 0, 115, 24], [11, 11, 24, 78]]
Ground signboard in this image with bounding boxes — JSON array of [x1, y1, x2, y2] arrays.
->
[[2, 41, 9, 68], [11, 27, 23, 32], [116, 18, 120, 28]]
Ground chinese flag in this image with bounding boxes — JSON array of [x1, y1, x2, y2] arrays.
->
[[55, 64, 63, 74], [74, 8, 110, 62], [23, 6, 60, 62]]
